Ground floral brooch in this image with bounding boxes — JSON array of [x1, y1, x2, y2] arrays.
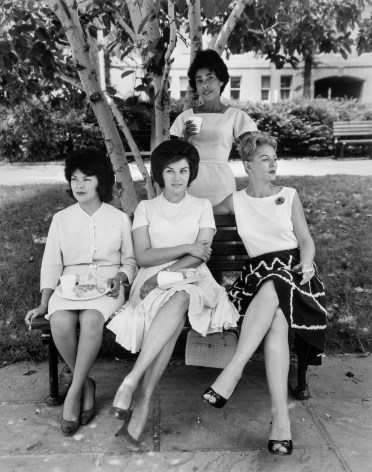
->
[[275, 196, 285, 205]]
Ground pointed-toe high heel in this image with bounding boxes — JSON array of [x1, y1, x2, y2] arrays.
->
[[80, 378, 96, 426], [115, 412, 141, 452], [110, 405, 131, 420], [268, 439, 293, 455], [202, 387, 227, 409], [61, 417, 80, 436]]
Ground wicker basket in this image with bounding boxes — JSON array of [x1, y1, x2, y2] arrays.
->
[[185, 329, 239, 369]]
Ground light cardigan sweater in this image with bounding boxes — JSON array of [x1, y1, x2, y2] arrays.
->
[[40, 202, 137, 290]]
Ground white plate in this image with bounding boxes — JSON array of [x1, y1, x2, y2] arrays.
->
[[55, 284, 110, 301], [158, 275, 206, 290]]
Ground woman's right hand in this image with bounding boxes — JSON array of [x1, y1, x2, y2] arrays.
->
[[183, 120, 199, 139], [25, 305, 48, 326], [188, 241, 212, 262]]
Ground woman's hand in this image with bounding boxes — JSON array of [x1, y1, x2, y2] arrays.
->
[[293, 262, 315, 285], [107, 276, 121, 299], [183, 120, 199, 139], [25, 305, 48, 326], [188, 240, 212, 262], [139, 274, 158, 300]]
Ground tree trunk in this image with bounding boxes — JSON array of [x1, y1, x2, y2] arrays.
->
[[303, 55, 312, 99], [49, 0, 138, 214]]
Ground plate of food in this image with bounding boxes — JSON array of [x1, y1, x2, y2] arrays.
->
[[158, 275, 206, 290], [55, 283, 110, 301]]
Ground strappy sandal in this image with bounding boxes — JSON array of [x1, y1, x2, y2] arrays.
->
[[202, 387, 227, 409], [268, 439, 293, 455]]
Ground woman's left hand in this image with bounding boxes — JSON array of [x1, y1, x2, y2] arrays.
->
[[107, 277, 121, 299], [293, 262, 315, 285], [140, 274, 158, 300]]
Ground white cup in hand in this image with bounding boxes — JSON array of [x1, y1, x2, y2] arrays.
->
[[189, 116, 203, 134], [60, 275, 77, 296]]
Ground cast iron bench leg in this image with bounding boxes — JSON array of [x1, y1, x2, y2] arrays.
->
[[296, 355, 310, 400], [41, 330, 62, 406]]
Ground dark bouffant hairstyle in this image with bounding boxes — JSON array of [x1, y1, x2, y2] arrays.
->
[[64, 149, 115, 202], [151, 140, 200, 188], [238, 133, 278, 162], [188, 49, 230, 94]]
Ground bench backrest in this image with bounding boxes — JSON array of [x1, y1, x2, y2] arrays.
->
[[208, 214, 249, 273], [333, 121, 372, 137]]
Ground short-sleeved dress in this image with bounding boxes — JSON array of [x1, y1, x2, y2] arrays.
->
[[170, 107, 257, 205], [107, 193, 239, 353], [228, 187, 327, 366], [41, 203, 138, 321]]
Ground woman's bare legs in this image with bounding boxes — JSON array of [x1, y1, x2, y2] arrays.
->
[[203, 280, 279, 403], [50, 309, 104, 421], [127, 317, 186, 440], [113, 291, 189, 414], [264, 308, 291, 452]]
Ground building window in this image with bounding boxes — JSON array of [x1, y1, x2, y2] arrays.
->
[[261, 76, 271, 101], [280, 76, 292, 100], [230, 76, 241, 100], [179, 77, 189, 98]]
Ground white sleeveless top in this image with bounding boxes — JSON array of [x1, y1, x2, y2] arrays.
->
[[232, 187, 299, 257]]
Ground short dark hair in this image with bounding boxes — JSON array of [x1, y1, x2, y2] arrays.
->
[[151, 140, 200, 188], [188, 49, 230, 94], [238, 133, 278, 162], [64, 149, 115, 202]]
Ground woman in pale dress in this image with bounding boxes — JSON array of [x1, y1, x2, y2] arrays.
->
[[107, 140, 239, 451], [25, 150, 137, 436], [202, 133, 327, 455], [170, 49, 257, 205]]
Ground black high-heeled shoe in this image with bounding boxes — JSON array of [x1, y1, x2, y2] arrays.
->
[[268, 439, 293, 455], [80, 378, 96, 426], [61, 417, 80, 436], [110, 405, 131, 420], [115, 411, 141, 452], [202, 387, 227, 409]]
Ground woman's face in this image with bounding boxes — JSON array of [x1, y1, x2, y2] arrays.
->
[[162, 158, 190, 194], [194, 68, 222, 101], [244, 144, 278, 181], [70, 169, 100, 204]]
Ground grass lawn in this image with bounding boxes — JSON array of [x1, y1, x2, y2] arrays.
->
[[0, 175, 371, 362]]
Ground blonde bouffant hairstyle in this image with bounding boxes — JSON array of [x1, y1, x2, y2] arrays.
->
[[237, 132, 278, 162]]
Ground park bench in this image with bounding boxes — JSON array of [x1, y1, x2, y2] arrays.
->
[[333, 120, 372, 159], [30, 214, 310, 405]]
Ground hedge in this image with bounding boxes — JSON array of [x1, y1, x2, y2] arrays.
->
[[1, 98, 371, 162]]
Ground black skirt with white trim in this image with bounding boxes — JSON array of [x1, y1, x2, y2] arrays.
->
[[228, 248, 327, 366]]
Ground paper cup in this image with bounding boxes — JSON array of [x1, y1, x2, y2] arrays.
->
[[189, 116, 203, 134], [60, 275, 77, 296], [157, 271, 184, 287]]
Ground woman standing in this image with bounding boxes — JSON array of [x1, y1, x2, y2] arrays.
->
[[25, 150, 137, 436], [107, 140, 239, 450], [170, 49, 257, 205], [202, 133, 327, 455]]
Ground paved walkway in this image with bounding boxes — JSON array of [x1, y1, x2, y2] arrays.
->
[[0, 158, 371, 185], [1, 354, 371, 471]]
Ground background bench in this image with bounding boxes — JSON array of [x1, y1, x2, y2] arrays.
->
[[333, 120, 372, 159], [30, 214, 310, 405]]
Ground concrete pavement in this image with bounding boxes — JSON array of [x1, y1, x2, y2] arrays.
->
[[0, 158, 372, 186], [1, 353, 371, 471]]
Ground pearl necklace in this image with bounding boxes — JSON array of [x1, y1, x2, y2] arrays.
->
[[159, 193, 187, 221]]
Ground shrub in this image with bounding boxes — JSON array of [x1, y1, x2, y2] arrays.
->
[[1, 98, 371, 161]]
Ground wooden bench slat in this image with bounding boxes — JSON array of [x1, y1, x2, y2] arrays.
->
[[211, 244, 248, 255], [332, 120, 372, 158]]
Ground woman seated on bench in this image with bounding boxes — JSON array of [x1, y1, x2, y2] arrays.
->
[[25, 149, 137, 436], [202, 133, 327, 456], [107, 139, 239, 451]]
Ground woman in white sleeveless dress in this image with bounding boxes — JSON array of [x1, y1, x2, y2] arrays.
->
[[170, 49, 257, 205], [107, 140, 239, 450], [202, 133, 327, 456]]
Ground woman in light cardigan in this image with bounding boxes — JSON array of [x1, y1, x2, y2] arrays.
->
[[25, 149, 137, 436]]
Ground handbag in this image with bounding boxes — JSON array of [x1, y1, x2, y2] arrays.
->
[[185, 328, 239, 369]]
